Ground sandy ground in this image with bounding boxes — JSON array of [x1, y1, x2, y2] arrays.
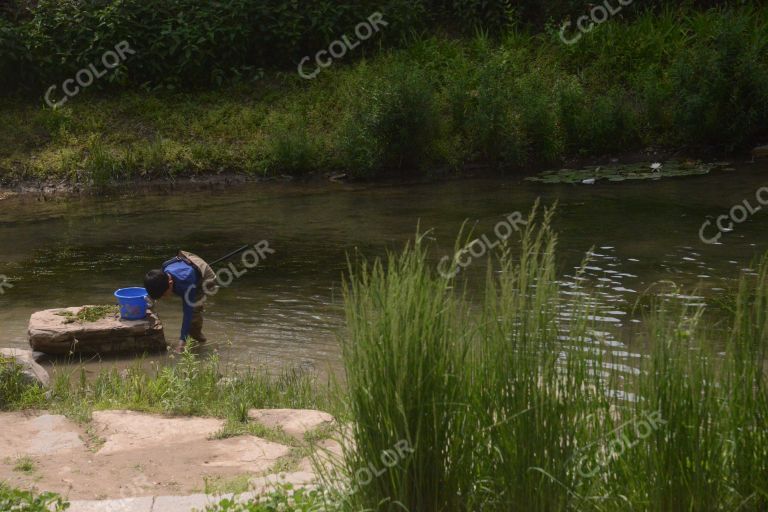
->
[[0, 409, 335, 501]]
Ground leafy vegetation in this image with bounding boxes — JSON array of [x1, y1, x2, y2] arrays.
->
[[337, 207, 768, 510], [0, 484, 69, 512], [2, 0, 699, 92], [56, 305, 118, 324], [203, 485, 335, 512], [1, 6, 765, 185]]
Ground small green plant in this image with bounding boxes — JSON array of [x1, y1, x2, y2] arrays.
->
[[13, 455, 36, 473], [202, 485, 334, 511]]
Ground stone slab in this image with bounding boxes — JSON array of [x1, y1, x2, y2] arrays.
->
[[92, 410, 225, 455], [247, 409, 334, 441], [28, 306, 165, 355], [66, 496, 154, 512], [151, 493, 225, 512], [64, 492, 267, 512], [0, 412, 84, 458]]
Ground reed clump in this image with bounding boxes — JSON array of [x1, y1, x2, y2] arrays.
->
[[339, 207, 768, 511]]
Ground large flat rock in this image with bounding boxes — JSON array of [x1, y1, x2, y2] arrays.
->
[[28, 306, 165, 355], [92, 410, 226, 455], [0, 409, 315, 500], [92, 410, 291, 473]]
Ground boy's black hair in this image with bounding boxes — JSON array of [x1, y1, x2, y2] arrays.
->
[[144, 269, 170, 300]]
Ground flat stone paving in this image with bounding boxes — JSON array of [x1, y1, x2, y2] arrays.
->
[[67, 487, 310, 511], [0, 409, 335, 503]]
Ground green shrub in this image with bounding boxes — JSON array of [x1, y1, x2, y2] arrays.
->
[[335, 62, 440, 176], [667, 8, 768, 149], [0, 356, 46, 410], [0, 484, 68, 511], [261, 113, 319, 175], [0, 0, 522, 91], [446, 50, 525, 169]]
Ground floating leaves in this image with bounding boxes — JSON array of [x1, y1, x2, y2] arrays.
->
[[525, 161, 730, 185]]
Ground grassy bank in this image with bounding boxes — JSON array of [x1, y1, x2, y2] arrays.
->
[[337, 207, 768, 511], [1, 6, 766, 186], [1, 350, 332, 423]]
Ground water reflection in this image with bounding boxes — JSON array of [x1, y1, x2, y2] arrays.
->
[[0, 162, 767, 376]]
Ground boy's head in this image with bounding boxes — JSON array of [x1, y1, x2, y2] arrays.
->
[[144, 269, 172, 300]]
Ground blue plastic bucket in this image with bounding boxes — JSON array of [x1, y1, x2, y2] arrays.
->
[[114, 287, 149, 320]]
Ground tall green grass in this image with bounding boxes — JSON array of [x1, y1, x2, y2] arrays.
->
[[0, 355, 47, 409], [339, 209, 768, 511], [1, 350, 331, 423]]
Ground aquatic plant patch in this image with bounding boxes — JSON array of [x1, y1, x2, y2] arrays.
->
[[524, 161, 730, 184], [56, 305, 119, 324]]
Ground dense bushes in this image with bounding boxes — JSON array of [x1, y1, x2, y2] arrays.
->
[[0, 6, 765, 183], [0, 0, 740, 91]]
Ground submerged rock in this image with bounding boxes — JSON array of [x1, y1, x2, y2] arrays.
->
[[753, 145, 768, 159], [0, 347, 50, 387], [28, 306, 166, 355]]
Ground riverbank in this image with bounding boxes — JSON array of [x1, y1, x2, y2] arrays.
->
[[1, 7, 766, 189]]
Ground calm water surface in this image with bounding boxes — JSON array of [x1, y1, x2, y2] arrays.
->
[[1, 162, 767, 375]]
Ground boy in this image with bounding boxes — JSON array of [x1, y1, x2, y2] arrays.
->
[[144, 251, 218, 353]]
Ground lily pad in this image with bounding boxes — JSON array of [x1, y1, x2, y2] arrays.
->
[[525, 161, 729, 184]]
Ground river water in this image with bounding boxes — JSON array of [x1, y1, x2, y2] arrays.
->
[[1, 162, 767, 375]]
